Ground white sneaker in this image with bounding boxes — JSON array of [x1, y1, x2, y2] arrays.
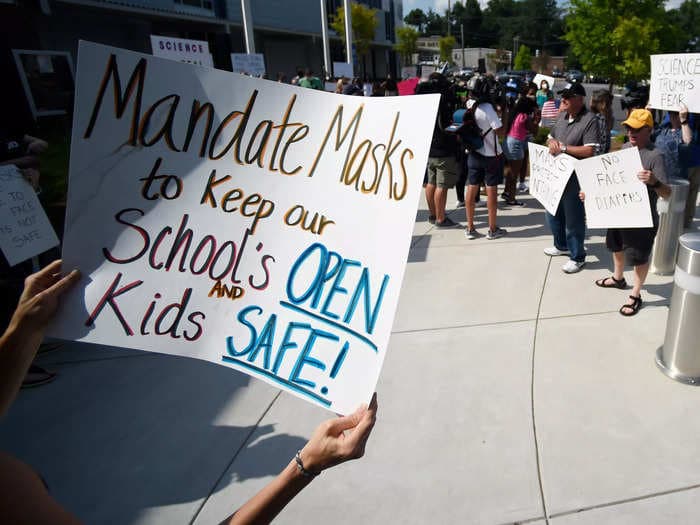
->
[[455, 200, 465, 208], [544, 246, 570, 257], [562, 260, 586, 273], [518, 182, 529, 192]]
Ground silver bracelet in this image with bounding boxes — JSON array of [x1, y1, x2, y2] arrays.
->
[[295, 450, 320, 479]]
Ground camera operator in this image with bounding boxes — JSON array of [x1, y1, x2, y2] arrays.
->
[[463, 75, 507, 240], [416, 72, 461, 228]]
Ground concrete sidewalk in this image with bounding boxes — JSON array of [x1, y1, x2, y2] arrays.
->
[[1, 191, 699, 525]]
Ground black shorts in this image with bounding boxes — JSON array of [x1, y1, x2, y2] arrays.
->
[[467, 152, 503, 187], [606, 227, 657, 266]]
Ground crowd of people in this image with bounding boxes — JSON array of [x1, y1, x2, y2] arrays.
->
[[414, 70, 699, 316]]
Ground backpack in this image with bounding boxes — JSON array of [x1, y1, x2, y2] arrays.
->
[[447, 102, 492, 153]]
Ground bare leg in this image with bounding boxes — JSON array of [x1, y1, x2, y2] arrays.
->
[[486, 186, 499, 231], [612, 251, 625, 280], [465, 184, 479, 230], [631, 262, 649, 298], [425, 183, 436, 219], [434, 186, 448, 222]]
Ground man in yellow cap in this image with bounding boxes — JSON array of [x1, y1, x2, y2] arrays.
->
[[592, 109, 671, 316]]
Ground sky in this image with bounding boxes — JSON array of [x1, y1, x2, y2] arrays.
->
[[402, 0, 684, 15]]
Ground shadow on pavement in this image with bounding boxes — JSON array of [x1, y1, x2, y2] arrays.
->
[[0, 347, 306, 524]]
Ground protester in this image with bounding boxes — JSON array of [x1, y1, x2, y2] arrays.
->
[[342, 77, 363, 96], [653, 103, 693, 180], [290, 69, 303, 86], [587, 109, 670, 316], [417, 72, 460, 228], [544, 82, 598, 273], [381, 75, 398, 96], [539, 91, 559, 129], [0, 263, 378, 524], [464, 76, 506, 239], [298, 69, 323, 90], [0, 129, 57, 387], [502, 96, 538, 206], [590, 89, 614, 154], [536, 79, 552, 108], [334, 77, 347, 94]]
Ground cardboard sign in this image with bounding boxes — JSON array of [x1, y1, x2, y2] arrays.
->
[[527, 143, 576, 215], [150, 35, 213, 67], [649, 53, 700, 112], [333, 61, 353, 79], [49, 42, 439, 415], [533, 74, 555, 91], [575, 147, 652, 229], [0, 165, 59, 266], [231, 53, 265, 76]]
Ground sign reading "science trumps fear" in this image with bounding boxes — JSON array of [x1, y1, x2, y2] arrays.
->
[[50, 42, 439, 414], [649, 53, 700, 112]]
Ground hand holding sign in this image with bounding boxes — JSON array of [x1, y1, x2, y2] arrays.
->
[[528, 143, 576, 215]]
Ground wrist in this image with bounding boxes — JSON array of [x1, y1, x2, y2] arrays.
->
[[680, 120, 689, 126], [295, 450, 321, 479]]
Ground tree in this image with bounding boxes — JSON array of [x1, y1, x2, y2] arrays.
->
[[665, 0, 700, 52], [564, 0, 668, 86], [404, 7, 427, 33], [395, 26, 419, 66], [514, 44, 532, 69], [331, 2, 378, 75], [425, 8, 446, 35], [439, 35, 457, 62], [451, 0, 484, 47]]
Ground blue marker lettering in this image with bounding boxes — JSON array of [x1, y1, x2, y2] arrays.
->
[[343, 269, 389, 334], [289, 328, 337, 388], [272, 321, 311, 374], [320, 258, 361, 319], [247, 313, 276, 370], [226, 305, 262, 356]]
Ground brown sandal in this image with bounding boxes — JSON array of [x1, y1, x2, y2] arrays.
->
[[619, 295, 642, 316]]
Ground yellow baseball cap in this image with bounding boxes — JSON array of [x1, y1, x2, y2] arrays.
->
[[622, 109, 654, 129]]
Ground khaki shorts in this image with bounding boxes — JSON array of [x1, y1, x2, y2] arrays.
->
[[426, 156, 458, 189]]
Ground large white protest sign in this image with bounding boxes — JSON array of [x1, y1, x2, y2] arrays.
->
[[231, 53, 265, 76], [0, 165, 59, 266], [333, 61, 353, 79], [527, 143, 576, 215], [50, 42, 439, 415], [575, 147, 652, 229], [150, 35, 213, 67], [533, 74, 555, 90], [649, 53, 700, 112]]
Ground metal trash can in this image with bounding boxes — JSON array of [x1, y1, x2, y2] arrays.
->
[[651, 178, 689, 275], [656, 233, 700, 384]]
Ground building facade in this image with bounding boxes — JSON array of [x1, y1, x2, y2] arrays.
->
[[1, 0, 402, 130]]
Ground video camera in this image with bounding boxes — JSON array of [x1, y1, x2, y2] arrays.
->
[[466, 74, 505, 108], [621, 83, 649, 111]]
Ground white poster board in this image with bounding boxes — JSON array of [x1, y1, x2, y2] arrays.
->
[[400, 66, 417, 79], [575, 147, 652, 228], [527, 143, 576, 215], [649, 53, 700, 112], [533, 74, 555, 90], [231, 53, 265, 76], [333, 61, 353, 79], [0, 165, 59, 266], [50, 42, 440, 415], [150, 35, 213, 67]]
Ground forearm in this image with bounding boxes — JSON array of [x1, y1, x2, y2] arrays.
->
[[681, 123, 692, 144], [0, 322, 45, 417], [655, 182, 672, 200], [225, 460, 312, 525], [565, 144, 594, 159]]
